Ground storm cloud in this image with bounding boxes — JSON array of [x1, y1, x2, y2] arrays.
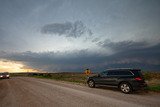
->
[[1, 42, 160, 72], [41, 21, 92, 38], [0, 0, 160, 72], [98, 39, 150, 52]]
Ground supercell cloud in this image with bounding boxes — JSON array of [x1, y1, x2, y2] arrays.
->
[[1, 43, 160, 72], [0, 0, 160, 72]]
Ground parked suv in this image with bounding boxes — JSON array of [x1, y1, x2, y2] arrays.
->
[[87, 68, 147, 93]]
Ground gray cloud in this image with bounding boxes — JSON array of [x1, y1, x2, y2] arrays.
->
[[0, 28, 15, 51], [92, 37, 101, 43], [41, 21, 92, 38], [1, 42, 160, 72], [0, 0, 160, 72], [41, 22, 72, 35], [0, 28, 5, 42], [98, 39, 150, 52], [0, 28, 28, 52]]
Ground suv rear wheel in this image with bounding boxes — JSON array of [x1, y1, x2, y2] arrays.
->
[[88, 80, 95, 88], [119, 82, 132, 94]]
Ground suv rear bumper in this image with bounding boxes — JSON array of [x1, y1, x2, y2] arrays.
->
[[132, 82, 147, 90]]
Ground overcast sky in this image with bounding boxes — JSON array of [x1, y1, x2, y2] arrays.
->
[[0, 0, 160, 72]]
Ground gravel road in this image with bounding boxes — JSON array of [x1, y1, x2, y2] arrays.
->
[[0, 77, 160, 107]]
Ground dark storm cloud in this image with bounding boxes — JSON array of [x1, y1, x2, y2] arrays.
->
[[41, 21, 92, 38], [41, 22, 72, 35], [1, 43, 160, 72], [98, 39, 149, 52], [0, 0, 160, 72], [0, 50, 103, 72], [105, 43, 160, 71]]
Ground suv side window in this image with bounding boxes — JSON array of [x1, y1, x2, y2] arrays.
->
[[107, 70, 119, 76], [107, 70, 133, 76], [119, 71, 133, 75]]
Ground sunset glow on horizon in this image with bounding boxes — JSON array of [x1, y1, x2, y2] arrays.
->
[[0, 60, 38, 73]]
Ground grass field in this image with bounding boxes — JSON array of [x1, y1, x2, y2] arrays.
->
[[10, 72, 160, 92], [33, 73, 87, 84], [143, 72, 160, 92]]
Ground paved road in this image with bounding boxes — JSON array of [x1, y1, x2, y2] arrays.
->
[[0, 77, 160, 107]]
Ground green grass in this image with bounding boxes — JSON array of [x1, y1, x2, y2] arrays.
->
[[143, 72, 160, 80], [30, 73, 88, 84], [145, 79, 160, 92], [146, 85, 160, 92]]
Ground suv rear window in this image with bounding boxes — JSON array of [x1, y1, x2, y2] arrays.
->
[[131, 70, 143, 77], [119, 71, 133, 75]]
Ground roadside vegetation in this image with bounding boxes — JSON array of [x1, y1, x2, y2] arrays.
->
[[143, 72, 160, 92], [10, 72, 160, 92], [30, 72, 87, 84]]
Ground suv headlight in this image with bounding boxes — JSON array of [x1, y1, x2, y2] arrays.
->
[[0, 75, 3, 77], [6, 75, 9, 77]]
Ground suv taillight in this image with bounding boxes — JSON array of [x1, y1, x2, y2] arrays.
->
[[135, 77, 142, 81]]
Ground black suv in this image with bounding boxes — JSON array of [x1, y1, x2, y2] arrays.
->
[[87, 68, 147, 93]]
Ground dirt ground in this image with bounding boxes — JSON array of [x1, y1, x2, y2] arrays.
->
[[0, 77, 160, 107]]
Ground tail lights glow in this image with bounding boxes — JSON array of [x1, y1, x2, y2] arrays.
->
[[135, 77, 142, 81]]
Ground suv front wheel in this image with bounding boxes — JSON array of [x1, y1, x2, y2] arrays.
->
[[119, 82, 132, 94], [88, 80, 95, 88]]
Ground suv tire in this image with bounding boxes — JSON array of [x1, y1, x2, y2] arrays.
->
[[119, 82, 132, 94], [88, 80, 95, 88]]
